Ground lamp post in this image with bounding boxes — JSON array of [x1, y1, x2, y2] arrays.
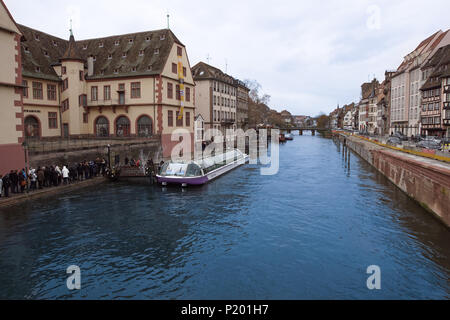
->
[[22, 141, 29, 175], [107, 144, 111, 170]]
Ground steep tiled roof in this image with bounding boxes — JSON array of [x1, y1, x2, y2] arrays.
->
[[421, 44, 450, 90], [414, 31, 439, 52], [192, 61, 236, 85], [61, 34, 83, 61], [18, 24, 183, 81], [77, 29, 182, 79], [19, 24, 68, 81]]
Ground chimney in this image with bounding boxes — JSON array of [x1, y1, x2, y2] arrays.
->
[[87, 56, 94, 76]]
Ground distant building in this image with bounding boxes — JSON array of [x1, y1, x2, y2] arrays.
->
[[377, 71, 395, 136], [235, 79, 250, 130], [192, 62, 237, 139], [359, 79, 379, 133]]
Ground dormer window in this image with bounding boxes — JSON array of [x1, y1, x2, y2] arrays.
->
[[139, 50, 144, 56], [160, 34, 165, 40], [35, 34, 40, 41], [83, 44, 88, 50], [122, 52, 127, 58], [108, 54, 113, 60], [44, 51, 49, 57], [147, 66, 153, 71], [53, 40, 58, 47], [154, 49, 159, 55], [35, 67, 41, 72], [99, 42, 104, 48], [132, 67, 137, 72], [114, 69, 119, 74], [128, 39, 133, 44], [93, 56, 97, 61], [115, 40, 120, 46], [101, 70, 105, 75], [145, 36, 151, 42], [24, 47, 30, 53]]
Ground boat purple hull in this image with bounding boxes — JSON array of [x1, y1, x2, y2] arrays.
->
[[156, 175, 209, 186]]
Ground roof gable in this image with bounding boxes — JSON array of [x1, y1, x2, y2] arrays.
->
[[0, 0, 20, 34]]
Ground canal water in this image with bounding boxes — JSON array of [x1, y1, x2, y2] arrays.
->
[[0, 134, 449, 300]]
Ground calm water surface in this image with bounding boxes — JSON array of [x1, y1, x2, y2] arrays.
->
[[0, 134, 449, 299]]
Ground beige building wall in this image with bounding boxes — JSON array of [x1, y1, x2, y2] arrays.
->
[[22, 77, 61, 138], [0, 1, 25, 174], [0, 31, 16, 84], [194, 80, 212, 127]]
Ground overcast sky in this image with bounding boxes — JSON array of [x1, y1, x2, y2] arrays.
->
[[5, 0, 450, 116]]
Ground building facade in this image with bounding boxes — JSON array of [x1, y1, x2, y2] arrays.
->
[[390, 30, 450, 137], [192, 62, 237, 139], [17, 22, 195, 158], [420, 44, 450, 137], [0, 0, 25, 174], [235, 79, 249, 130]]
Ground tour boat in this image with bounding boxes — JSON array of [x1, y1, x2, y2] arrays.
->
[[156, 149, 249, 186], [285, 133, 294, 141]]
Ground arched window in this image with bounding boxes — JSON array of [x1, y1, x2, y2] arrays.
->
[[116, 116, 130, 137], [137, 116, 153, 137], [95, 116, 109, 137], [24, 116, 40, 138]]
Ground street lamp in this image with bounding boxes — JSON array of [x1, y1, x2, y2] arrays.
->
[[107, 144, 111, 170]]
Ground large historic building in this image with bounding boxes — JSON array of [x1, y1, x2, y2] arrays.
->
[[192, 62, 239, 138], [0, 0, 25, 174], [15, 16, 195, 158]]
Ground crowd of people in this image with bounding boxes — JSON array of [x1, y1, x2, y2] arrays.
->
[[0, 158, 108, 199]]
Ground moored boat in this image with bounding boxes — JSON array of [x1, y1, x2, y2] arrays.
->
[[156, 149, 249, 187], [285, 133, 294, 141]]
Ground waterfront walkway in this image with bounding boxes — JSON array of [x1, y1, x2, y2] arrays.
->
[[0, 177, 106, 208], [349, 134, 450, 171]]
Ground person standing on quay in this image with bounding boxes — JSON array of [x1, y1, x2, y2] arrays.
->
[[62, 166, 69, 185], [10, 170, 17, 193], [2, 174, 10, 198], [18, 170, 25, 193], [37, 167, 44, 189]]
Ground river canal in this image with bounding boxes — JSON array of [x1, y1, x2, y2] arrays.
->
[[0, 134, 449, 299]]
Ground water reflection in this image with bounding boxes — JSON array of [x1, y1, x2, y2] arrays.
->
[[0, 133, 448, 299]]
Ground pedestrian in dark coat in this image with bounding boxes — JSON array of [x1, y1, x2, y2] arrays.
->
[[37, 167, 44, 189], [2, 174, 10, 197]]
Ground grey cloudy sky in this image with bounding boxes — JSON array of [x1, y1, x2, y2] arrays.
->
[[5, 0, 450, 116]]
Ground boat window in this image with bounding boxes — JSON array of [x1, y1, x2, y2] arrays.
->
[[186, 163, 202, 177]]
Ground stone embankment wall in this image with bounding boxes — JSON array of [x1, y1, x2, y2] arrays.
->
[[27, 137, 163, 168], [339, 134, 450, 228]]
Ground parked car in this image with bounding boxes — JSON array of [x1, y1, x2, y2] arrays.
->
[[393, 131, 408, 141], [416, 139, 441, 150], [387, 137, 402, 145]]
